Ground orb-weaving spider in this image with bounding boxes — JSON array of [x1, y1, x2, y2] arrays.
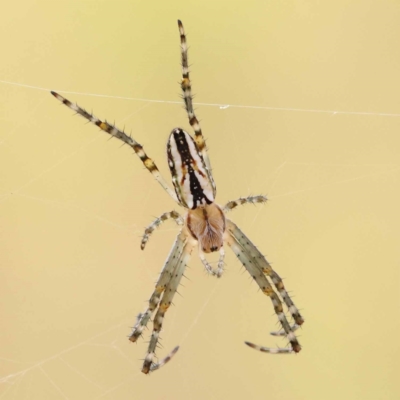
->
[[51, 20, 304, 374]]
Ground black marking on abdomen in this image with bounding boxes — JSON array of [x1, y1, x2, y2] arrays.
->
[[168, 128, 212, 209]]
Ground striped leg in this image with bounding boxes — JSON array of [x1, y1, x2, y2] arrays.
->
[[226, 219, 301, 353], [149, 345, 180, 372], [244, 343, 293, 354], [227, 219, 304, 327], [177, 20, 216, 195], [223, 195, 268, 213], [129, 232, 187, 344], [142, 239, 194, 374], [50, 91, 178, 203], [198, 247, 225, 278], [270, 323, 300, 337], [141, 211, 184, 250]]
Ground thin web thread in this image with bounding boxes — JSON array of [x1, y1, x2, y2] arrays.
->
[[1, 79, 400, 117], [1, 77, 399, 399]]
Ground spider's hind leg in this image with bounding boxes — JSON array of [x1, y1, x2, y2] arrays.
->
[[50, 91, 179, 203], [177, 20, 215, 194]]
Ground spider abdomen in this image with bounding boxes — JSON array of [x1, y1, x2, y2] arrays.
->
[[167, 128, 215, 209], [186, 203, 225, 253], [51, 20, 303, 374]]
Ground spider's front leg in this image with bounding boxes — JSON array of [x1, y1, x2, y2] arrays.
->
[[227, 218, 304, 327], [142, 237, 194, 374], [130, 231, 192, 373], [129, 232, 185, 344], [225, 219, 302, 354]]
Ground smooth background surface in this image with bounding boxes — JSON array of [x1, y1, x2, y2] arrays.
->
[[1, 1, 399, 399]]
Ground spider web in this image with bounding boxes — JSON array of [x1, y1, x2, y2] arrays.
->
[[1, 77, 398, 399], [1, 5, 400, 400]]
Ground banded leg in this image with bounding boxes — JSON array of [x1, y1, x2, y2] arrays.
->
[[50, 91, 178, 203], [227, 219, 304, 326], [223, 195, 268, 213], [177, 20, 216, 195], [226, 219, 301, 353], [149, 345, 180, 372], [270, 323, 300, 337], [198, 247, 225, 278], [142, 240, 193, 374], [245, 342, 293, 354], [141, 211, 184, 250], [129, 232, 187, 343]]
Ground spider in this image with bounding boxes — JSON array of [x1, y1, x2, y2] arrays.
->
[[51, 20, 304, 374]]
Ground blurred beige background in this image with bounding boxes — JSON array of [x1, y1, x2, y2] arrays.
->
[[1, 0, 399, 399]]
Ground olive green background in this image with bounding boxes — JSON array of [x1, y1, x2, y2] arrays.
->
[[1, 1, 399, 399]]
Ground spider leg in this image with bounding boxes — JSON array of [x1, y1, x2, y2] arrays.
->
[[141, 211, 184, 250], [217, 247, 225, 277], [227, 219, 304, 326], [129, 232, 187, 343], [225, 219, 301, 353], [244, 342, 293, 354], [142, 239, 194, 374], [197, 246, 225, 278], [50, 91, 179, 203], [149, 345, 180, 372], [270, 323, 300, 336], [223, 195, 267, 213], [177, 20, 216, 196]]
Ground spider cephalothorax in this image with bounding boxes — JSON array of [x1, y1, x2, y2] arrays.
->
[[186, 203, 226, 252], [51, 20, 304, 374]]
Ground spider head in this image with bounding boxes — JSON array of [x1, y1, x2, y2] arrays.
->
[[186, 203, 226, 253]]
